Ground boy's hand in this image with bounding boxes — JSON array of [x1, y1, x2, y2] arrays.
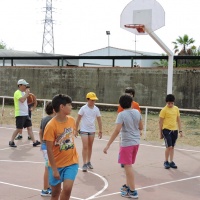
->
[[179, 131, 183, 137], [74, 130, 79, 138], [98, 131, 102, 139], [160, 132, 163, 139], [53, 169, 60, 180], [103, 145, 109, 154]]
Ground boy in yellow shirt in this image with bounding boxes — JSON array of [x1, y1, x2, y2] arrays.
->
[[43, 94, 79, 200], [159, 94, 183, 169]]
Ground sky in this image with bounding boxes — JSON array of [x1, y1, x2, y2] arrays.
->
[[0, 0, 200, 55]]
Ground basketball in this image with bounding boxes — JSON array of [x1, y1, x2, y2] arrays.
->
[[27, 93, 35, 105]]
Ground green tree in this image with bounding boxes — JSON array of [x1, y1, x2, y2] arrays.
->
[[172, 34, 195, 55], [0, 40, 7, 49]]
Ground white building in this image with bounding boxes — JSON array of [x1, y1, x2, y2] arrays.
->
[[79, 46, 162, 67]]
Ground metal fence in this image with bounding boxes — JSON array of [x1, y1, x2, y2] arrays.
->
[[1, 96, 199, 139]]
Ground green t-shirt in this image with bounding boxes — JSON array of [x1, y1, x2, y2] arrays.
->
[[14, 90, 28, 117]]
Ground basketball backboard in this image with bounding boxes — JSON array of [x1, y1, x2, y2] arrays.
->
[[120, 0, 165, 35]]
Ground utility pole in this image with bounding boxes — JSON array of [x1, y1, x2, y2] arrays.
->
[[42, 0, 55, 54]]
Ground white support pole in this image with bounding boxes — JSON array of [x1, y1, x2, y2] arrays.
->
[[145, 29, 174, 94], [144, 107, 148, 139]]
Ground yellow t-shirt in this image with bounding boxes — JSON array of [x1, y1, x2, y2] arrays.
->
[[159, 105, 180, 130], [43, 116, 79, 168]]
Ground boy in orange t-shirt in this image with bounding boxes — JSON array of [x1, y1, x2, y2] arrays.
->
[[43, 94, 79, 200], [117, 87, 141, 113]]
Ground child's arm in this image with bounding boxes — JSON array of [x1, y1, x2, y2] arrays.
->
[[39, 129, 43, 143], [103, 123, 122, 154], [75, 114, 82, 137], [46, 141, 60, 180], [97, 116, 102, 139], [177, 116, 183, 137], [159, 117, 164, 139], [139, 119, 143, 136], [32, 95, 37, 111]]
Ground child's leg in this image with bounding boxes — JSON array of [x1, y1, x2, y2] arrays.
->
[[60, 179, 74, 200], [51, 183, 62, 200], [87, 133, 95, 162], [81, 135, 89, 164], [169, 147, 174, 162], [165, 146, 172, 161], [44, 166, 49, 190], [124, 165, 136, 191]]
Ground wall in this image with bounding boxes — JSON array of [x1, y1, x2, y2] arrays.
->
[[0, 67, 199, 109]]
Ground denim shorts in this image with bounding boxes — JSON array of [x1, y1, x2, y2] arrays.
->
[[48, 164, 79, 186], [79, 131, 95, 136]]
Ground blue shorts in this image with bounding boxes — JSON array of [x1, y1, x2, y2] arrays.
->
[[48, 164, 79, 186], [41, 143, 48, 167]]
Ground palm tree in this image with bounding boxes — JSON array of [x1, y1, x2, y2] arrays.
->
[[0, 41, 7, 49], [172, 34, 195, 55]]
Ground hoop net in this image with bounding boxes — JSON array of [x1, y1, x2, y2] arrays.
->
[[124, 24, 145, 33]]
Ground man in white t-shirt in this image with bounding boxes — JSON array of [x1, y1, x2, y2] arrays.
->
[[9, 79, 40, 148], [76, 92, 102, 172]]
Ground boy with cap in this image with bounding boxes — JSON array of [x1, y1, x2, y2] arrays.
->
[[76, 92, 102, 172], [9, 79, 40, 147]]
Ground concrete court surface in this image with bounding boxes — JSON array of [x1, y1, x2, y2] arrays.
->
[[0, 126, 199, 200]]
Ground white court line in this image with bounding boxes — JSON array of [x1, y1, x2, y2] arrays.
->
[[0, 160, 43, 164], [1, 126, 199, 153], [0, 126, 38, 133], [0, 143, 32, 151], [93, 175, 200, 199], [85, 171, 108, 200], [0, 159, 107, 200], [0, 181, 83, 200], [99, 138, 200, 153]]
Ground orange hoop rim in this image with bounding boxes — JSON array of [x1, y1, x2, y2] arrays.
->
[[124, 24, 145, 33]]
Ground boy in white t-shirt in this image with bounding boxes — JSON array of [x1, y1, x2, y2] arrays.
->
[[76, 92, 102, 172]]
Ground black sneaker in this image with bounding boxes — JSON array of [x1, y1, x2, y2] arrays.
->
[[170, 161, 177, 169], [9, 141, 17, 147], [15, 135, 23, 140], [33, 140, 41, 147], [164, 161, 170, 169], [28, 136, 32, 140]]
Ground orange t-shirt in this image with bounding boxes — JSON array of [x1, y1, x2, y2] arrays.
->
[[43, 116, 79, 168], [117, 101, 141, 113]]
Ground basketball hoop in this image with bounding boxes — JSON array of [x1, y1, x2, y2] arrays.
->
[[124, 24, 145, 33]]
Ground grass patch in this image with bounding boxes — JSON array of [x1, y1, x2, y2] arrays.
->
[[1, 105, 199, 147]]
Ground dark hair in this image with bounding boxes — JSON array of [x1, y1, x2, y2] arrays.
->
[[124, 87, 135, 97], [52, 94, 72, 113], [26, 85, 30, 88], [45, 101, 54, 115], [119, 94, 132, 109], [165, 94, 175, 102]]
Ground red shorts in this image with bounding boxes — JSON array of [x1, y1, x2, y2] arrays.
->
[[118, 145, 139, 165]]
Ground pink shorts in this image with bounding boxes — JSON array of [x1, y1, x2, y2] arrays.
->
[[118, 145, 139, 165]]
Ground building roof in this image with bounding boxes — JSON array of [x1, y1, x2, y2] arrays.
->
[[0, 49, 78, 66], [79, 46, 162, 56]]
